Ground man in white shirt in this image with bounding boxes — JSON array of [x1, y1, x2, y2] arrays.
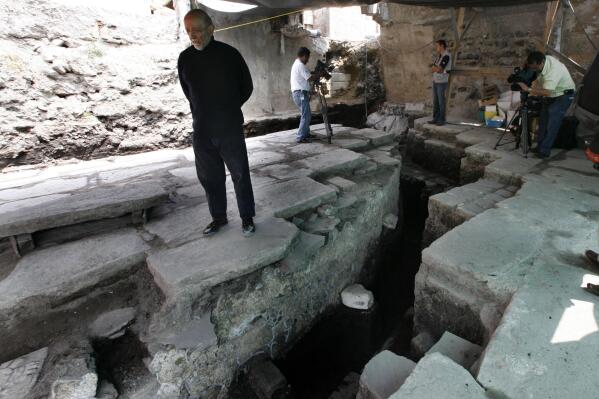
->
[[290, 47, 317, 143]]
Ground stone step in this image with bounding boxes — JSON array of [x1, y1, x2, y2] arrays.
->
[[389, 353, 486, 399], [0, 181, 168, 239], [425, 331, 482, 369], [357, 350, 416, 399], [146, 217, 299, 299], [424, 178, 518, 243], [409, 136, 465, 181], [347, 128, 396, 147], [293, 148, 368, 178], [0, 228, 150, 357]]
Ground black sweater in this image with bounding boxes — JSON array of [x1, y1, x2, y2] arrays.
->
[[177, 39, 253, 135]]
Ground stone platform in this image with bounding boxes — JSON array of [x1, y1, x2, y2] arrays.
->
[[0, 124, 402, 398], [407, 117, 599, 398]]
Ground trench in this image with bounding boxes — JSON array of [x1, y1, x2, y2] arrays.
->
[[230, 163, 445, 399]]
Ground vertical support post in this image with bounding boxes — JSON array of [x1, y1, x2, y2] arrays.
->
[[446, 7, 465, 114], [541, 0, 561, 50]]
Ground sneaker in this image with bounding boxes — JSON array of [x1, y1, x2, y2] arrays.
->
[[435, 121, 446, 126], [427, 119, 437, 124], [296, 137, 313, 144], [242, 218, 256, 237], [202, 218, 228, 236]]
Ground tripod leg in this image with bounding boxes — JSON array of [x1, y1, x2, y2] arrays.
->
[[318, 88, 333, 144], [521, 107, 529, 157], [494, 110, 521, 149]]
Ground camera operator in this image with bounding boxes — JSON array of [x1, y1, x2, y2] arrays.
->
[[516, 51, 576, 159], [290, 47, 322, 143]]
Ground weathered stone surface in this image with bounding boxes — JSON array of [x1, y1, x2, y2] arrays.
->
[[89, 307, 136, 339], [425, 331, 482, 369], [147, 217, 299, 298], [383, 213, 398, 229], [349, 128, 396, 146], [357, 350, 415, 399], [155, 313, 217, 351], [341, 284, 374, 310], [295, 148, 368, 177], [335, 138, 370, 151], [327, 176, 357, 191], [0, 347, 48, 399], [477, 261, 599, 399], [0, 228, 149, 330], [51, 372, 98, 399], [145, 204, 215, 247], [257, 163, 312, 180], [410, 332, 435, 358], [365, 150, 401, 166], [280, 231, 326, 273], [390, 353, 486, 399], [0, 181, 168, 237], [255, 177, 337, 219]]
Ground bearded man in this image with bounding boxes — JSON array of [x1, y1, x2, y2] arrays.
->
[[177, 9, 256, 236]]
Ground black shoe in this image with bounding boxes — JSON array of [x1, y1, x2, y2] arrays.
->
[[242, 218, 255, 237], [435, 121, 446, 126], [296, 137, 313, 144], [533, 152, 549, 159], [203, 219, 228, 236], [427, 119, 438, 124]]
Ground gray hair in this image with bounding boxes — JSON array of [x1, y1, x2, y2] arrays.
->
[[184, 9, 214, 29]]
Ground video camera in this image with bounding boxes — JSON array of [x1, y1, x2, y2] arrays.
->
[[313, 60, 334, 81], [507, 66, 537, 92]]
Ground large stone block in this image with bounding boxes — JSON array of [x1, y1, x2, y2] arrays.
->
[[0, 181, 168, 238], [147, 217, 299, 298], [0, 228, 149, 332], [357, 350, 415, 399], [425, 331, 482, 369], [294, 148, 368, 177], [255, 177, 337, 219], [390, 353, 486, 399], [349, 128, 396, 146]]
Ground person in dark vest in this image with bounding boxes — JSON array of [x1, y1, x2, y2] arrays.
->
[[177, 9, 255, 236]]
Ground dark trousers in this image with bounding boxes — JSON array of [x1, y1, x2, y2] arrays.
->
[[537, 93, 575, 157], [433, 82, 448, 123], [192, 131, 255, 220]]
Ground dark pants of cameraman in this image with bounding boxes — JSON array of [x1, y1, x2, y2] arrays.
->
[[432, 82, 448, 124], [537, 92, 575, 157], [192, 130, 255, 221]]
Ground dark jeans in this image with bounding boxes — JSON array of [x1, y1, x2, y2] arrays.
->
[[537, 93, 575, 157], [192, 131, 255, 220], [433, 82, 448, 123]]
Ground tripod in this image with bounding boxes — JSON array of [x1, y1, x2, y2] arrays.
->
[[313, 81, 333, 144], [494, 93, 532, 157]]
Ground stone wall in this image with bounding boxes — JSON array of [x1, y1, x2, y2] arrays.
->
[[377, 0, 599, 119], [0, 0, 383, 168]]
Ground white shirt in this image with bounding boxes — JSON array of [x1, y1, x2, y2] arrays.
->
[[290, 58, 311, 92]]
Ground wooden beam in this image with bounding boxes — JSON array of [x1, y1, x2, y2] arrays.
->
[[538, 40, 588, 75], [446, 7, 466, 111], [451, 66, 515, 78], [541, 0, 560, 50]]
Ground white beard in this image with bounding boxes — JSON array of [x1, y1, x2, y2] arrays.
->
[[192, 36, 212, 51]]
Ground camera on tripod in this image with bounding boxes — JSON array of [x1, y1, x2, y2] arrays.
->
[[312, 60, 334, 82], [507, 66, 537, 92], [494, 66, 543, 156]]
